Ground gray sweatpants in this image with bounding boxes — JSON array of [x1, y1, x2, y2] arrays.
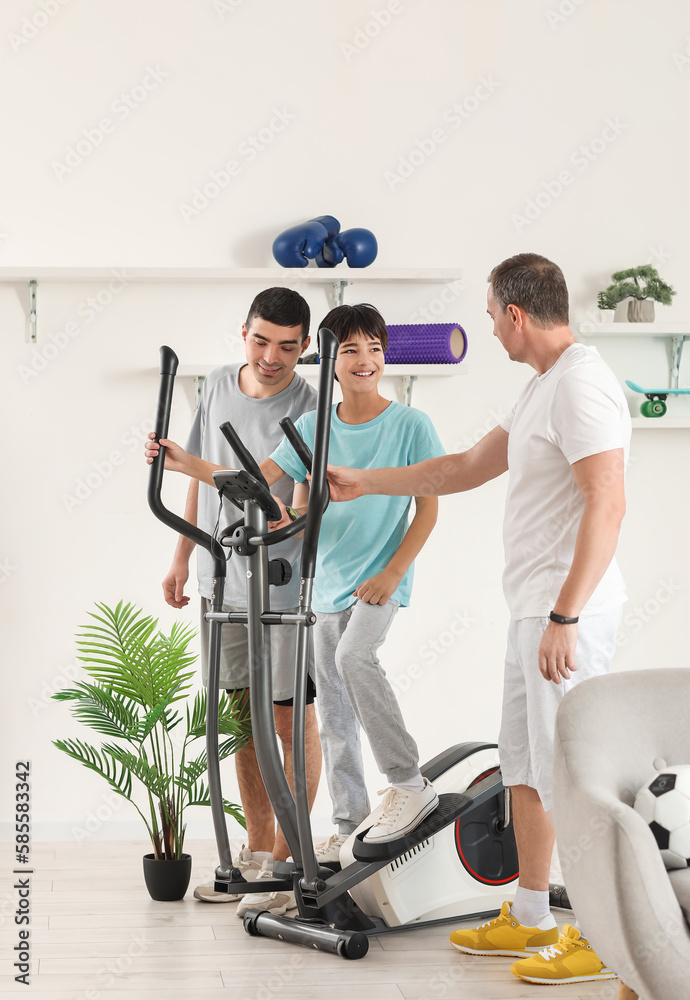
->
[[313, 599, 421, 835]]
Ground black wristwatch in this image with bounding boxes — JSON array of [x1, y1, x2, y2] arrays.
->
[[549, 611, 579, 625]]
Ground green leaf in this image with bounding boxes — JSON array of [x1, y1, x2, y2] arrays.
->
[[222, 800, 246, 827], [103, 744, 171, 798], [76, 602, 197, 710], [139, 684, 185, 740], [52, 683, 141, 741], [176, 751, 209, 791], [183, 780, 244, 826], [187, 690, 252, 743], [53, 738, 133, 798]]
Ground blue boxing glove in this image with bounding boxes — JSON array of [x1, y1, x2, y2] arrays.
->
[[320, 227, 378, 268], [273, 216, 340, 268]]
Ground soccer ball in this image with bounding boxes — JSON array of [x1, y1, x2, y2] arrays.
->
[[634, 765, 690, 869]]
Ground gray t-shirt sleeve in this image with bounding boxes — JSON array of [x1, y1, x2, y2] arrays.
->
[[185, 397, 203, 456]]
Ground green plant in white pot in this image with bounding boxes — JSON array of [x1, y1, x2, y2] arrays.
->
[[597, 265, 675, 322], [53, 601, 249, 899]]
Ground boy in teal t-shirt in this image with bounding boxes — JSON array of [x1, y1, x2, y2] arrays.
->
[[267, 303, 445, 857]]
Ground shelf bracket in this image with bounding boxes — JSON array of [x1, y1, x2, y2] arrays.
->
[[332, 280, 349, 308], [401, 374, 417, 407], [194, 375, 205, 410], [670, 336, 688, 389], [27, 280, 37, 344]]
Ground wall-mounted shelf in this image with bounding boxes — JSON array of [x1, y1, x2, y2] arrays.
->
[[177, 363, 467, 378], [578, 323, 690, 389], [176, 362, 467, 408], [0, 266, 462, 283], [5, 267, 463, 345]]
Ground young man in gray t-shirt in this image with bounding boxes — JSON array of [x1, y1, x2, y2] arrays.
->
[[156, 287, 318, 914]]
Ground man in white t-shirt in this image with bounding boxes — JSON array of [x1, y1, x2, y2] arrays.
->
[[326, 254, 631, 986]]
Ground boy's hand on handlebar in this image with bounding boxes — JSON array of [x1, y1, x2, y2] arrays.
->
[[163, 562, 190, 609], [145, 432, 190, 473], [268, 495, 292, 531], [354, 568, 401, 605], [326, 464, 365, 502]]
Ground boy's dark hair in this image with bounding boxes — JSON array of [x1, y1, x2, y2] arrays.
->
[[488, 253, 569, 328], [319, 303, 388, 352], [245, 287, 311, 342]]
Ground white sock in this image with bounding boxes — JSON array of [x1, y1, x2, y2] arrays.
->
[[510, 885, 552, 926], [393, 772, 426, 793]]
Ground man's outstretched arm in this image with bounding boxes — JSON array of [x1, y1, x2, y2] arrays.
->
[[326, 425, 509, 500], [145, 433, 286, 487]]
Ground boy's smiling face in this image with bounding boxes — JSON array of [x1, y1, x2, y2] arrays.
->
[[335, 330, 385, 393]]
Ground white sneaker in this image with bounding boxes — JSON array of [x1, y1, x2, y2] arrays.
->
[[235, 860, 297, 918], [313, 833, 348, 865], [362, 779, 439, 844], [286, 833, 349, 866], [193, 846, 272, 903]]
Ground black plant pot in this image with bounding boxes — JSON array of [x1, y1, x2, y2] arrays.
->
[[142, 853, 192, 901]]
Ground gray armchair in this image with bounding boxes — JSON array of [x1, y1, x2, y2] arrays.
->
[[552, 668, 690, 1000]]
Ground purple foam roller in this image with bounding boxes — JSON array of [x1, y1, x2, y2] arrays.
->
[[384, 323, 468, 364]]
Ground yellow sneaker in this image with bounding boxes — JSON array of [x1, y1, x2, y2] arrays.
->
[[510, 923, 617, 984], [450, 901, 558, 958]]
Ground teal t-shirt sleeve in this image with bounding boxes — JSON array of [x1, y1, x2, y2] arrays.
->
[[407, 411, 445, 464], [269, 412, 310, 483]]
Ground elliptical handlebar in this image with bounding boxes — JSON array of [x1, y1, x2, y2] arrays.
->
[[279, 416, 313, 474], [219, 420, 270, 491], [147, 345, 226, 576], [300, 328, 337, 582]]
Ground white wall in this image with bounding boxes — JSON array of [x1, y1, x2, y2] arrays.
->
[[2, 0, 689, 844]]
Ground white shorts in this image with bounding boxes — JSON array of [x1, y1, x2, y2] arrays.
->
[[199, 598, 314, 704], [498, 608, 622, 811]]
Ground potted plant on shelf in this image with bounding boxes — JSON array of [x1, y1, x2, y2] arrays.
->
[[53, 601, 249, 901], [597, 265, 675, 322]]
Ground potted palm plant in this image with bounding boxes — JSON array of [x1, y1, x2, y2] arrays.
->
[[53, 601, 250, 900]]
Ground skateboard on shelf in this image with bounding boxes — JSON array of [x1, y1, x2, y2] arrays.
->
[[625, 380, 690, 417]]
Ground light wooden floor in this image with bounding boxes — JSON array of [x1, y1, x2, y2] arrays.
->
[[0, 839, 620, 999]]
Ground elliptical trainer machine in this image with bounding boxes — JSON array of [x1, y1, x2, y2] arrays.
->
[[148, 332, 522, 960]]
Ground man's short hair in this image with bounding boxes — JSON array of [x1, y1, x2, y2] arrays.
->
[[489, 253, 569, 328], [319, 303, 388, 352], [246, 287, 311, 342]]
